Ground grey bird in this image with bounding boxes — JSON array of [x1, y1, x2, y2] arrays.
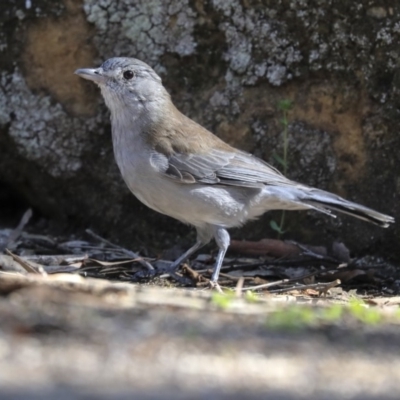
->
[[75, 57, 394, 285]]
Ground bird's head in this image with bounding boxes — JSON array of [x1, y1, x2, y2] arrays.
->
[[75, 57, 169, 118]]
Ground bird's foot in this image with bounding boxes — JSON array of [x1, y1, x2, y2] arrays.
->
[[209, 280, 223, 293], [133, 260, 192, 285]]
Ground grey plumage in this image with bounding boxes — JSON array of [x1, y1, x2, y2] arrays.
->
[[75, 57, 394, 285]]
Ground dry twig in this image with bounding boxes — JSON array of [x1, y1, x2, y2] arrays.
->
[[5, 249, 47, 276], [268, 279, 341, 294], [86, 229, 154, 271], [5, 208, 33, 250]]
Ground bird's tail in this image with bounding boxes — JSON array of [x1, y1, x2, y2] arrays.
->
[[299, 188, 394, 228]]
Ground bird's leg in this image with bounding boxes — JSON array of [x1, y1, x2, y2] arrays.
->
[[168, 227, 213, 272], [210, 227, 230, 284], [168, 240, 205, 270]]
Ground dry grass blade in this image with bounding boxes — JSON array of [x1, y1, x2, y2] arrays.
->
[[5, 249, 47, 276], [42, 265, 83, 274], [89, 257, 146, 267], [86, 229, 154, 271], [235, 277, 245, 297], [241, 278, 290, 292], [5, 208, 33, 250], [23, 254, 88, 265], [268, 279, 341, 294]]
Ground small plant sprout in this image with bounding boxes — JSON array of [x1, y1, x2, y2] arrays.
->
[[270, 99, 293, 237]]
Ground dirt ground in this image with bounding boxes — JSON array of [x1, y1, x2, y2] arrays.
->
[[0, 273, 400, 400], [1, 217, 400, 400]]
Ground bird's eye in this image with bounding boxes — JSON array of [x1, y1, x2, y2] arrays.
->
[[123, 70, 135, 80]]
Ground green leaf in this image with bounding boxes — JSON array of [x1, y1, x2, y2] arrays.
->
[[270, 219, 284, 234], [266, 305, 317, 330], [321, 304, 344, 322], [211, 292, 235, 310], [280, 118, 289, 127], [245, 290, 258, 303], [278, 99, 293, 111], [349, 299, 382, 325]]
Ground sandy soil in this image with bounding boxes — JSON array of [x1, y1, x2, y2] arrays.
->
[[0, 274, 399, 400]]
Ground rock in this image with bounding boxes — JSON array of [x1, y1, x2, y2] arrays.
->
[[0, 0, 398, 259], [367, 7, 387, 19]]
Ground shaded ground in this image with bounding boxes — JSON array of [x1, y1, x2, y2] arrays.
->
[[1, 215, 400, 400], [1, 275, 400, 400]]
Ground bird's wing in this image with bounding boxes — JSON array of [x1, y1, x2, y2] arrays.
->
[[151, 148, 293, 188]]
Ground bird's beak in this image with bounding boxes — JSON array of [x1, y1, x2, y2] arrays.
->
[[74, 68, 106, 84]]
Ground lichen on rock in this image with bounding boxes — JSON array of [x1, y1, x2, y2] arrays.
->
[[212, 0, 303, 87], [83, 0, 197, 68], [0, 70, 100, 177]]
